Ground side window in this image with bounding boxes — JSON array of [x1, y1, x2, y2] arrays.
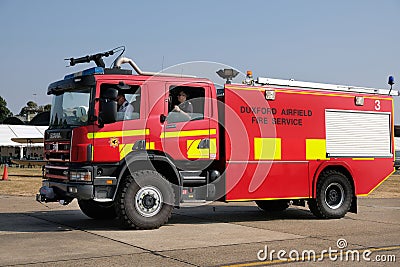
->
[[100, 84, 141, 121], [167, 86, 205, 123]]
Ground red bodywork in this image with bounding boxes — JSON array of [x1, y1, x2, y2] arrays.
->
[[222, 84, 394, 200], [44, 73, 395, 202]]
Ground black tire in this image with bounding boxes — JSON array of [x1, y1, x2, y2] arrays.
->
[[115, 170, 174, 230], [255, 200, 289, 212], [309, 170, 353, 219], [78, 199, 117, 220]]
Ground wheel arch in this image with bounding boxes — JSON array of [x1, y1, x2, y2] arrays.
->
[[114, 150, 181, 206], [312, 162, 357, 213]]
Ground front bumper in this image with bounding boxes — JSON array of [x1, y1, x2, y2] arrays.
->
[[37, 177, 118, 204], [36, 180, 94, 203]]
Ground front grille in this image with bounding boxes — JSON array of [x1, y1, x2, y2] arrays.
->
[[45, 143, 70, 151], [44, 141, 71, 162], [45, 165, 68, 180], [44, 129, 73, 163]]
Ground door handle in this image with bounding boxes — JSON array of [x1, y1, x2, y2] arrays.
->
[[160, 114, 166, 123]]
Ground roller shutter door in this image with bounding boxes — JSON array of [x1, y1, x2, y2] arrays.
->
[[325, 110, 391, 157]]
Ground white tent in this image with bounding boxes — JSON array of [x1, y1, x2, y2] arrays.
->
[[0, 125, 47, 146], [0, 125, 48, 163]]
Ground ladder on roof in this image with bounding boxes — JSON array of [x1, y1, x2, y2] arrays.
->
[[256, 77, 398, 96]]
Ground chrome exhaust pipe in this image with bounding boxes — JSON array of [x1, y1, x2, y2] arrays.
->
[[115, 57, 195, 78]]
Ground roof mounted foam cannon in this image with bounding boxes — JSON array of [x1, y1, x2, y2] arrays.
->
[[66, 46, 125, 68], [65, 46, 194, 78]]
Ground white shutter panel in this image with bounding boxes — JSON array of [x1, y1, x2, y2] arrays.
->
[[325, 110, 391, 157]]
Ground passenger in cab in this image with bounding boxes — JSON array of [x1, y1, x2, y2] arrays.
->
[[173, 90, 193, 119]]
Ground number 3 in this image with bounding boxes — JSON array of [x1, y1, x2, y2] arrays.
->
[[374, 100, 381, 111]]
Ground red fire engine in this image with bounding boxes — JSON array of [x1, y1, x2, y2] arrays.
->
[[37, 48, 398, 229]]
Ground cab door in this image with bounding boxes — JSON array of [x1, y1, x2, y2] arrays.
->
[[91, 82, 146, 163], [163, 83, 216, 165]]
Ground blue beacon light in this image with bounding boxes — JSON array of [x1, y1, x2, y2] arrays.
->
[[388, 76, 394, 86], [64, 67, 104, 80], [388, 76, 395, 96]]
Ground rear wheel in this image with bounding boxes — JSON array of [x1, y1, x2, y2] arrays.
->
[[115, 170, 174, 229], [309, 170, 353, 219], [78, 199, 117, 220], [255, 200, 289, 212]]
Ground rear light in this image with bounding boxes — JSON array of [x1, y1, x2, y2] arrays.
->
[[70, 170, 92, 181], [265, 90, 276, 100]]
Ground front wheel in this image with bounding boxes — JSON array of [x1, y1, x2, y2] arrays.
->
[[309, 170, 353, 219], [115, 170, 174, 229]]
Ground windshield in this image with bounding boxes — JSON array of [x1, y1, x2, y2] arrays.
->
[[49, 88, 91, 127]]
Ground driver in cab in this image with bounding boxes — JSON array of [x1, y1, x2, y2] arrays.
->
[[116, 93, 134, 120]]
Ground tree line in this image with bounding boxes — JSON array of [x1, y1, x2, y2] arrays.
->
[[0, 96, 51, 123]]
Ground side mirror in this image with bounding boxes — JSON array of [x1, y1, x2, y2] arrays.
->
[[99, 99, 117, 126], [101, 87, 118, 99], [99, 87, 118, 126]]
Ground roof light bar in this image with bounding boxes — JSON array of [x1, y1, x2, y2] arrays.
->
[[64, 67, 104, 80]]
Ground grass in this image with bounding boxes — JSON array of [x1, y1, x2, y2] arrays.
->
[[0, 165, 399, 198], [367, 173, 400, 198], [0, 165, 42, 196]]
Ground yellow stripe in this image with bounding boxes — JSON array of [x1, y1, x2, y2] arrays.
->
[[352, 158, 374, 161], [87, 129, 149, 139], [145, 142, 155, 150], [254, 138, 281, 160], [228, 196, 308, 202], [162, 128, 216, 138], [357, 169, 395, 196]]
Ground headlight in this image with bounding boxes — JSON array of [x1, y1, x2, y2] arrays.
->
[[69, 170, 92, 181]]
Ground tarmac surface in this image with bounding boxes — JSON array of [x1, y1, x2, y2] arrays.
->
[[0, 195, 399, 266]]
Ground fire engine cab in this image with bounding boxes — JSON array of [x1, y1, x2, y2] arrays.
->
[[37, 48, 398, 229]]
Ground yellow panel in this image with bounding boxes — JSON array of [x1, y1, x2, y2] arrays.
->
[[254, 138, 281, 160], [187, 139, 209, 159], [119, 144, 134, 160], [210, 138, 217, 154], [306, 139, 328, 160]]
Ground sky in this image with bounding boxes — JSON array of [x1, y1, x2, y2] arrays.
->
[[0, 0, 399, 123]]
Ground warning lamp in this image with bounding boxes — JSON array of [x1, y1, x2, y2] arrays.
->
[[265, 90, 276, 100], [388, 76, 395, 86], [388, 76, 395, 95], [243, 70, 254, 85], [355, 96, 364, 106]]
